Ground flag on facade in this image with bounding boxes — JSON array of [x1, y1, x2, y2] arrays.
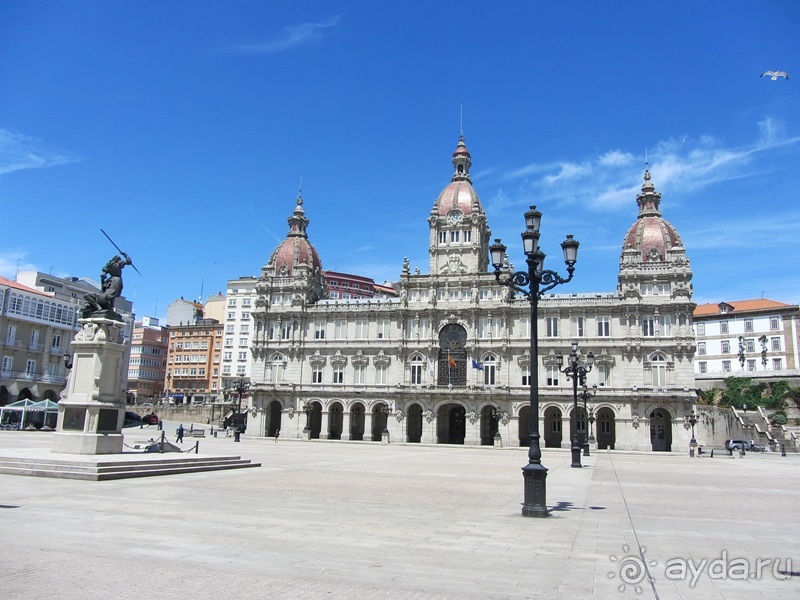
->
[[448, 354, 457, 368], [471, 359, 484, 370]]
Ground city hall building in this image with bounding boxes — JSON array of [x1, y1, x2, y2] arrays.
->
[[244, 137, 698, 451]]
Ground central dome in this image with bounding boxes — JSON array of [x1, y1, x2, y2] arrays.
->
[[267, 196, 323, 277], [622, 170, 684, 262]]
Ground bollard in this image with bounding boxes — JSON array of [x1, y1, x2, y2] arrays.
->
[[782, 443, 787, 457], [195, 441, 199, 454], [159, 431, 165, 454], [689, 447, 695, 458], [710, 449, 714, 458]]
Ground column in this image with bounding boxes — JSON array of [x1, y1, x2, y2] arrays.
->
[[341, 411, 352, 441]]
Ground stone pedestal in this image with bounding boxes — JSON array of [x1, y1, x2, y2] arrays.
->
[[51, 316, 126, 455]]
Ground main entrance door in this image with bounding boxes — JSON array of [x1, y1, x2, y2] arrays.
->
[[650, 409, 672, 451]]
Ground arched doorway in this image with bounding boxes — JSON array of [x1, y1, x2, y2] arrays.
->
[[42, 390, 59, 402], [437, 403, 465, 444], [0, 386, 8, 406], [650, 408, 672, 451], [328, 402, 343, 439], [307, 402, 322, 439], [518, 405, 531, 447], [18, 388, 34, 401], [480, 405, 499, 445], [437, 324, 467, 386], [371, 403, 389, 441], [544, 407, 562, 448], [350, 402, 365, 441], [407, 403, 423, 443], [595, 407, 615, 450], [267, 400, 282, 438]]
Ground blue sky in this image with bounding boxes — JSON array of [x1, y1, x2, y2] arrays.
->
[[1, 1, 799, 321]]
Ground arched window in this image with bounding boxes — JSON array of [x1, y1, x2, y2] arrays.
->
[[410, 353, 425, 385], [483, 354, 498, 386], [268, 352, 285, 383], [651, 353, 667, 387]]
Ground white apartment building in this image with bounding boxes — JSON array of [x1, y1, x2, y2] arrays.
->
[[693, 299, 800, 386], [243, 137, 698, 452]]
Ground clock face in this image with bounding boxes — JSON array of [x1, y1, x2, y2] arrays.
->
[[446, 210, 463, 225]]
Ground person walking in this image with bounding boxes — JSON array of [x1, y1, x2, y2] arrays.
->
[[274, 429, 280, 443], [176, 423, 184, 443]]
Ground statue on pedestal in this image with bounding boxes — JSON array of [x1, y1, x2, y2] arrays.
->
[[81, 253, 132, 318]]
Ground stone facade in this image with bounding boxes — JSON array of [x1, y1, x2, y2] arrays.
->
[[246, 138, 698, 452]]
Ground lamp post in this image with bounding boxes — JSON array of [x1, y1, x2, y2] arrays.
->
[[302, 402, 313, 436], [489, 205, 579, 518], [579, 383, 597, 456], [379, 405, 392, 442], [556, 340, 594, 468], [685, 412, 698, 457], [225, 378, 249, 442], [491, 407, 506, 446]]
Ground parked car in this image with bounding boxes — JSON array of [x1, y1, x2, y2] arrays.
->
[[123, 412, 142, 427], [141, 413, 160, 425], [724, 439, 749, 451]]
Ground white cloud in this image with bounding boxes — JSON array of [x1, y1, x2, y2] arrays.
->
[[0, 130, 78, 176], [0, 250, 37, 279], [227, 16, 341, 54], [491, 118, 800, 213]]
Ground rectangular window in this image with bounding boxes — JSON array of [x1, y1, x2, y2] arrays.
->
[[406, 318, 416, 338], [519, 316, 530, 339], [720, 321, 729, 334], [281, 323, 292, 339], [697, 323, 705, 336], [376, 364, 388, 385], [491, 318, 502, 338], [237, 365, 246, 375], [658, 315, 671, 336], [238, 351, 247, 361], [521, 365, 530, 386], [315, 321, 326, 340], [223, 352, 232, 361], [334, 319, 346, 340], [26, 360, 36, 376], [721, 341, 730, 353], [698, 361, 707, 374], [747, 359, 756, 371], [641, 283, 653, 296], [722, 360, 731, 373], [546, 366, 559, 387], [450, 230, 460, 242], [771, 337, 781, 351], [312, 366, 323, 384], [225, 338, 233, 348], [419, 318, 430, 339], [770, 317, 780, 330], [597, 364, 611, 387], [744, 319, 753, 333], [642, 317, 656, 337], [355, 320, 367, 340], [52, 334, 61, 350], [438, 231, 447, 244], [377, 319, 389, 340], [570, 316, 585, 338], [238, 338, 248, 347], [698, 342, 706, 355], [6, 326, 16, 344], [773, 358, 782, 370], [333, 365, 344, 384], [354, 364, 366, 384], [745, 338, 755, 353], [2, 356, 12, 373], [657, 283, 670, 296], [268, 322, 276, 340], [596, 316, 611, 337], [226, 325, 235, 334], [240, 324, 249, 334], [483, 363, 496, 386], [478, 318, 489, 339], [546, 317, 559, 338]]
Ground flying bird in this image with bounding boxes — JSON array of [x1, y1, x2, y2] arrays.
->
[[760, 70, 789, 80]]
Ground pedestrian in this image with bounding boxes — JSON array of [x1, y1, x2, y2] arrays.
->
[[176, 423, 184, 443], [274, 429, 280, 443]]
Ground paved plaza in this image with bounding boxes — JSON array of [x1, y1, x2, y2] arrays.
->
[[1, 425, 798, 600]]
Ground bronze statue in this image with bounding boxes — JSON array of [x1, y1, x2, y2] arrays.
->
[[81, 253, 132, 317]]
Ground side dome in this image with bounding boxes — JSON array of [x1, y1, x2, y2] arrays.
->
[[621, 170, 684, 262], [433, 135, 483, 217], [266, 196, 323, 276]]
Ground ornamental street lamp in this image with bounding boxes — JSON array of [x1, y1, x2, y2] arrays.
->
[[685, 412, 698, 457], [225, 378, 250, 442], [579, 383, 597, 456], [491, 407, 506, 446], [379, 405, 392, 435], [489, 205, 579, 518], [556, 340, 594, 468]]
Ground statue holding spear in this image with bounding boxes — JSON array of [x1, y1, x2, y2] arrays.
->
[[80, 229, 140, 318]]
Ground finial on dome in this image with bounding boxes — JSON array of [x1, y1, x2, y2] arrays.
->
[[297, 176, 303, 206]]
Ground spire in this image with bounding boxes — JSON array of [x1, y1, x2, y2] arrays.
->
[[451, 135, 472, 183], [636, 169, 662, 218], [287, 192, 309, 238]]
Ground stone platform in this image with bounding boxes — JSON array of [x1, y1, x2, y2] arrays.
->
[[0, 448, 260, 480]]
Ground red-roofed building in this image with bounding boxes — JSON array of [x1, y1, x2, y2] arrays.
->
[[0, 275, 78, 415], [693, 299, 799, 385]]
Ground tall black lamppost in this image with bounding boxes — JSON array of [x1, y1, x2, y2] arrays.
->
[[489, 205, 579, 518], [491, 407, 507, 446], [556, 340, 594, 468], [579, 383, 597, 456], [226, 378, 249, 442], [379, 405, 392, 439], [302, 402, 313, 435], [685, 412, 698, 457]]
